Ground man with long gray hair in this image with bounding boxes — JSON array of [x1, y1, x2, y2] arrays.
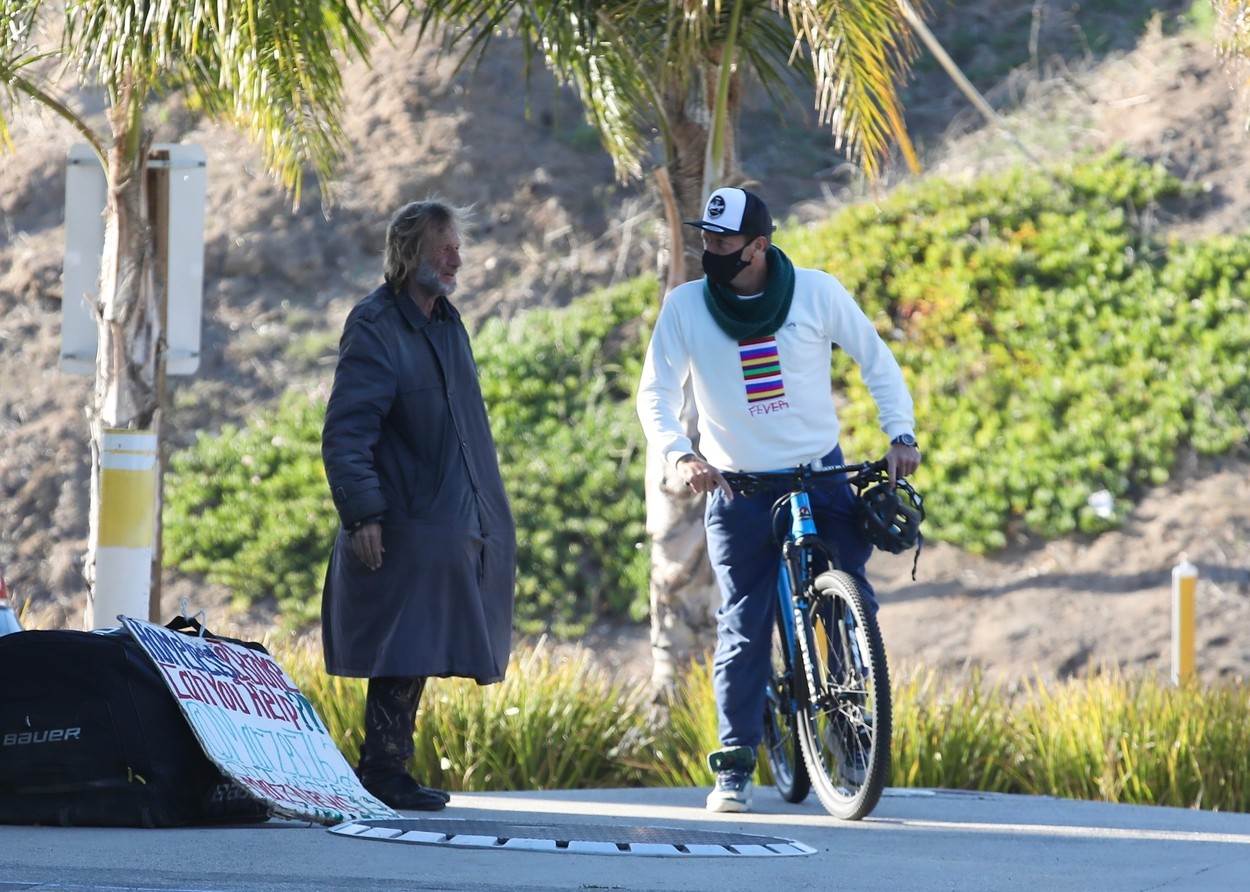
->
[[321, 200, 517, 811]]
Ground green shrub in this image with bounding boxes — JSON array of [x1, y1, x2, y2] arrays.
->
[[165, 279, 655, 632], [473, 278, 655, 632], [643, 660, 1250, 811], [633, 659, 720, 787], [164, 396, 333, 624], [167, 152, 1250, 627], [891, 668, 1015, 792], [1008, 673, 1250, 809], [786, 153, 1249, 550]]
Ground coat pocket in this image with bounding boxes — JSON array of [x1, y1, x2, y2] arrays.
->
[[392, 384, 450, 516]]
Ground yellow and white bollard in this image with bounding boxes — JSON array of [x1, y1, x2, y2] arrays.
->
[[1171, 556, 1198, 685], [85, 430, 157, 630]]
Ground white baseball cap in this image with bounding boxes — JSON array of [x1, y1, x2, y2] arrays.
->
[[685, 187, 774, 236]]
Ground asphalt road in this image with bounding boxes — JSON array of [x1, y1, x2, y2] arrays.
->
[[3, 786, 1249, 891]]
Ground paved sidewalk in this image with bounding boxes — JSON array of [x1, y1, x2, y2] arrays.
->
[[3, 786, 1249, 891]]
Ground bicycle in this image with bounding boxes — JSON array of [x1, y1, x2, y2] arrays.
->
[[722, 459, 920, 821]]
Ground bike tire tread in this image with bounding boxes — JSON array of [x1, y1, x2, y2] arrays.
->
[[796, 570, 892, 820]]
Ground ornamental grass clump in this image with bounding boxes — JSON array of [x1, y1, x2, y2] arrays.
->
[[282, 639, 649, 792], [890, 668, 1015, 792], [277, 637, 1250, 811], [1008, 672, 1250, 811]]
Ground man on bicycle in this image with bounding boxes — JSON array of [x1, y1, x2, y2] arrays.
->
[[636, 187, 920, 812]]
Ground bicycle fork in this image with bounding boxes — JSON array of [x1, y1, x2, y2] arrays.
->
[[777, 489, 822, 710], [778, 488, 861, 712]]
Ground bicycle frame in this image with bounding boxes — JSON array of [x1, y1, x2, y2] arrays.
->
[[773, 474, 847, 713], [774, 489, 813, 701], [764, 463, 875, 713]]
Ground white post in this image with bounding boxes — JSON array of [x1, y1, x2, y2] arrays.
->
[[1171, 556, 1198, 685], [84, 430, 157, 629]]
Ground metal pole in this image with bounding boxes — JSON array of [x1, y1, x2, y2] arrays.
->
[[146, 149, 171, 623]]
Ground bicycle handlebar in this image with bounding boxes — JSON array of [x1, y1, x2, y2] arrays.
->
[[721, 459, 890, 495]]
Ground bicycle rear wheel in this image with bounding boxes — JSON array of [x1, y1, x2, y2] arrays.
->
[[762, 619, 810, 803], [794, 570, 891, 820]]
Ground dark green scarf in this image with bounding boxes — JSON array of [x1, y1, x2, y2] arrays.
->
[[702, 245, 796, 340]]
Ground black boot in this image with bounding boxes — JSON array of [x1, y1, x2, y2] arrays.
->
[[358, 676, 450, 811], [359, 770, 449, 811]]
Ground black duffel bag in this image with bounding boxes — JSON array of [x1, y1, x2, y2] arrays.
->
[[0, 617, 270, 827]]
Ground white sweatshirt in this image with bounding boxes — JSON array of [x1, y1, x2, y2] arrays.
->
[[636, 267, 915, 472]]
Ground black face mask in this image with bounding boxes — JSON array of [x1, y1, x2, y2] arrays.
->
[[702, 244, 751, 286]]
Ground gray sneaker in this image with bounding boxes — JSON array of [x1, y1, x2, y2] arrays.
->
[[705, 746, 755, 813]]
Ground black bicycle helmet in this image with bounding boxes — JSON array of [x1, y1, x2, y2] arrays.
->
[[855, 473, 925, 555]]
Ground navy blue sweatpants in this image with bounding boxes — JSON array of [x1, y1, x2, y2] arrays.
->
[[704, 444, 877, 749]]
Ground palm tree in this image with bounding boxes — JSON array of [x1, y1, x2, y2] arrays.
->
[[0, 0, 396, 622], [420, 0, 921, 273], [418, 0, 927, 694]]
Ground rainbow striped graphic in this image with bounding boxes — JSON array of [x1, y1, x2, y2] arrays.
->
[[739, 335, 785, 403]]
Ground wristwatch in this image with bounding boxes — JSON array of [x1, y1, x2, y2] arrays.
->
[[891, 433, 919, 449]]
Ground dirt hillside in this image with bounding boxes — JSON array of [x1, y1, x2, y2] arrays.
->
[[2, 4, 1248, 684]]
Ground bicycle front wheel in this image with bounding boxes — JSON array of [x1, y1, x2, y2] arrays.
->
[[762, 619, 810, 803], [793, 570, 891, 820]]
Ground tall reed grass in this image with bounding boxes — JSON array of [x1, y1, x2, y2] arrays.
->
[[632, 659, 719, 787], [1007, 674, 1250, 809], [281, 639, 650, 791], [274, 640, 1250, 812]]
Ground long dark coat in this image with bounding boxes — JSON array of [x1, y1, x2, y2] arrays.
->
[[321, 283, 516, 683]]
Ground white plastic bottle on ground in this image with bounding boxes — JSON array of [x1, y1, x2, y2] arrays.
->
[[0, 569, 22, 636]]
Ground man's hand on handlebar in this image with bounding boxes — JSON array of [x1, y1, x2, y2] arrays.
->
[[885, 442, 921, 488], [677, 454, 734, 501]]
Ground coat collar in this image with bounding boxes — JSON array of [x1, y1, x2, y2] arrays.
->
[[386, 281, 462, 331]]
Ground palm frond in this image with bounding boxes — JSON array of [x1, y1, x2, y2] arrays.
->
[[1, 52, 105, 161], [738, 3, 809, 114], [1, 1, 103, 160], [539, 2, 655, 178], [777, 0, 920, 177], [61, 0, 397, 205], [413, 0, 515, 79], [0, 1, 39, 149], [0, 0, 43, 51], [415, 0, 924, 183]]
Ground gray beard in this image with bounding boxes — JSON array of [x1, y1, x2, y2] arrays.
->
[[414, 259, 456, 297]]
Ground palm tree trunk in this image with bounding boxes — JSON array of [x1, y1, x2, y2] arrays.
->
[[644, 436, 717, 697], [647, 60, 741, 700], [83, 97, 160, 627], [663, 77, 713, 269], [653, 167, 686, 291]]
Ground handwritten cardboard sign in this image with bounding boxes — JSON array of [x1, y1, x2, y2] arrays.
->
[[122, 618, 397, 825]]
